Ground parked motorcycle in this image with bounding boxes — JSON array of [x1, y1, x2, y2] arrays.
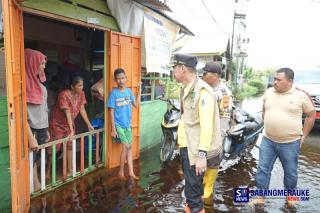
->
[[159, 99, 181, 162], [223, 107, 264, 160], [159, 100, 264, 163]]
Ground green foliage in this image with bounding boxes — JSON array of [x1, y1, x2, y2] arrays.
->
[[231, 78, 266, 101], [165, 80, 180, 99], [239, 84, 258, 100], [247, 79, 265, 96], [243, 67, 253, 80], [230, 83, 242, 101]]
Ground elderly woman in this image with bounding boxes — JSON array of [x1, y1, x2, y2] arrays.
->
[[49, 75, 94, 176], [25, 48, 49, 191]]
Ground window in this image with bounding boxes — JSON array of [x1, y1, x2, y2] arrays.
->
[[141, 69, 169, 101]]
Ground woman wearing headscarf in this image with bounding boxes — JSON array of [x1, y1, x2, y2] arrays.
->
[[25, 48, 50, 191]]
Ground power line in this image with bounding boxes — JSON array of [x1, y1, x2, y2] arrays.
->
[[200, 0, 226, 33]]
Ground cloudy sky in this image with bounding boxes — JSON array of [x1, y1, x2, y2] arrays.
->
[[166, 0, 320, 70], [246, 0, 320, 69]]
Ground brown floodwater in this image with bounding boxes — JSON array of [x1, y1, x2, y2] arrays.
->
[[31, 98, 320, 212]]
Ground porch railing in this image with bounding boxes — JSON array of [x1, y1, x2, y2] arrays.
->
[[29, 128, 105, 197]]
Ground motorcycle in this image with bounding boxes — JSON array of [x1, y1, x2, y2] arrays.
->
[[222, 107, 264, 160], [159, 100, 264, 163], [159, 99, 181, 162]]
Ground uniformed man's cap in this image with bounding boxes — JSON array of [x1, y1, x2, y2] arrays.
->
[[168, 54, 198, 69], [203, 61, 222, 74]]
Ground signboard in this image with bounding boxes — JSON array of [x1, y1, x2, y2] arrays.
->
[[144, 9, 179, 74]]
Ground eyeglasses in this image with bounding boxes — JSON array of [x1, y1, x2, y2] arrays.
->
[[172, 64, 184, 70]]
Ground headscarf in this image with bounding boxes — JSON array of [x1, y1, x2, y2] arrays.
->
[[25, 48, 47, 104]]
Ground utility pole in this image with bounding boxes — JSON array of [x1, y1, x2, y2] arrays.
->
[[229, 12, 246, 82]]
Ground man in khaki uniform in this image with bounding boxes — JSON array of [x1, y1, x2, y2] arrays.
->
[[253, 68, 315, 206], [170, 54, 222, 213], [201, 62, 233, 203]]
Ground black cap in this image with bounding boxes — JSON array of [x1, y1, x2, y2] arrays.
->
[[168, 54, 198, 69], [203, 62, 222, 74]]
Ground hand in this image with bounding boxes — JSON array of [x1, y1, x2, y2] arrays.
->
[[195, 156, 207, 176], [46, 130, 51, 142], [300, 135, 305, 148], [68, 129, 75, 138], [88, 124, 94, 131], [111, 129, 118, 138], [29, 135, 39, 152], [137, 82, 142, 92]]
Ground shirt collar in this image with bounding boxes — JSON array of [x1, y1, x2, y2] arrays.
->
[[273, 86, 294, 94]]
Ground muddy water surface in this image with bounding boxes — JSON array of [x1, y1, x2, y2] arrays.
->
[[31, 98, 320, 212]]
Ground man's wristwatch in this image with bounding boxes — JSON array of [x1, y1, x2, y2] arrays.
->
[[198, 150, 207, 158]]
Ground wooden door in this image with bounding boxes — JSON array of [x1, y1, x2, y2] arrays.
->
[[2, 0, 29, 212], [106, 31, 141, 168]]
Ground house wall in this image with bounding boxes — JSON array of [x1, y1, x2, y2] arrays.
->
[[0, 47, 11, 212], [0, 148, 11, 212], [140, 100, 167, 151], [22, 0, 118, 31]]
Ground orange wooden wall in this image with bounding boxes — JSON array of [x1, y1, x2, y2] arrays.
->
[[2, 0, 30, 212]]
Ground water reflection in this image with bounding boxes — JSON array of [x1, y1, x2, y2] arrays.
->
[[31, 102, 320, 213]]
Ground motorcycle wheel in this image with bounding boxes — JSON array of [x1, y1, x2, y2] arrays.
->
[[159, 130, 176, 163], [240, 135, 260, 159]]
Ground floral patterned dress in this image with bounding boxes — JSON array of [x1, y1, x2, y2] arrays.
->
[[49, 89, 86, 150]]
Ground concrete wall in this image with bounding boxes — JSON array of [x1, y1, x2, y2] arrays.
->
[[140, 100, 167, 151]]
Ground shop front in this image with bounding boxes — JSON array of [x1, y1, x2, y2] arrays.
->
[[1, 0, 141, 212]]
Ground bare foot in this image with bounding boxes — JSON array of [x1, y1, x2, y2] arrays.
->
[[118, 173, 126, 181], [67, 170, 73, 177], [129, 174, 140, 180], [34, 182, 41, 191], [249, 197, 265, 206]]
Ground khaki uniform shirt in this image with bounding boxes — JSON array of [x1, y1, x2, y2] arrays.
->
[[177, 78, 222, 165]]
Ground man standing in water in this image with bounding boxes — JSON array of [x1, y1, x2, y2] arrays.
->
[[201, 62, 232, 204], [253, 68, 315, 206], [170, 54, 222, 213]]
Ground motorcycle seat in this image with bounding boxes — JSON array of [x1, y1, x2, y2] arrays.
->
[[228, 123, 246, 136], [243, 121, 259, 131]]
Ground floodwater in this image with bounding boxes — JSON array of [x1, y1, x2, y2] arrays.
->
[[31, 98, 320, 212]]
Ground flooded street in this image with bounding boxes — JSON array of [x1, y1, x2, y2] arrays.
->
[[31, 98, 320, 212]]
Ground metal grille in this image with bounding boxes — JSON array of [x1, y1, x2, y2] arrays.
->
[[311, 95, 320, 108]]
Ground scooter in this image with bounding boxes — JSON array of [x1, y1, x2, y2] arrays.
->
[[159, 101, 263, 163], [223, 107, 264, 160], [159, 99, 181, 162]]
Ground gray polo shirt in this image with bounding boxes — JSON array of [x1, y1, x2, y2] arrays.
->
[[27, 84, 49, 129]]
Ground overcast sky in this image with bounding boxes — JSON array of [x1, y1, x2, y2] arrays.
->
[[246, 0, 320, 70], [167, 0, 320, 70]]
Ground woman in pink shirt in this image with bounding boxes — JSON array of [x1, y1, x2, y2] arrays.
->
[[49, 75, 94, 176]]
